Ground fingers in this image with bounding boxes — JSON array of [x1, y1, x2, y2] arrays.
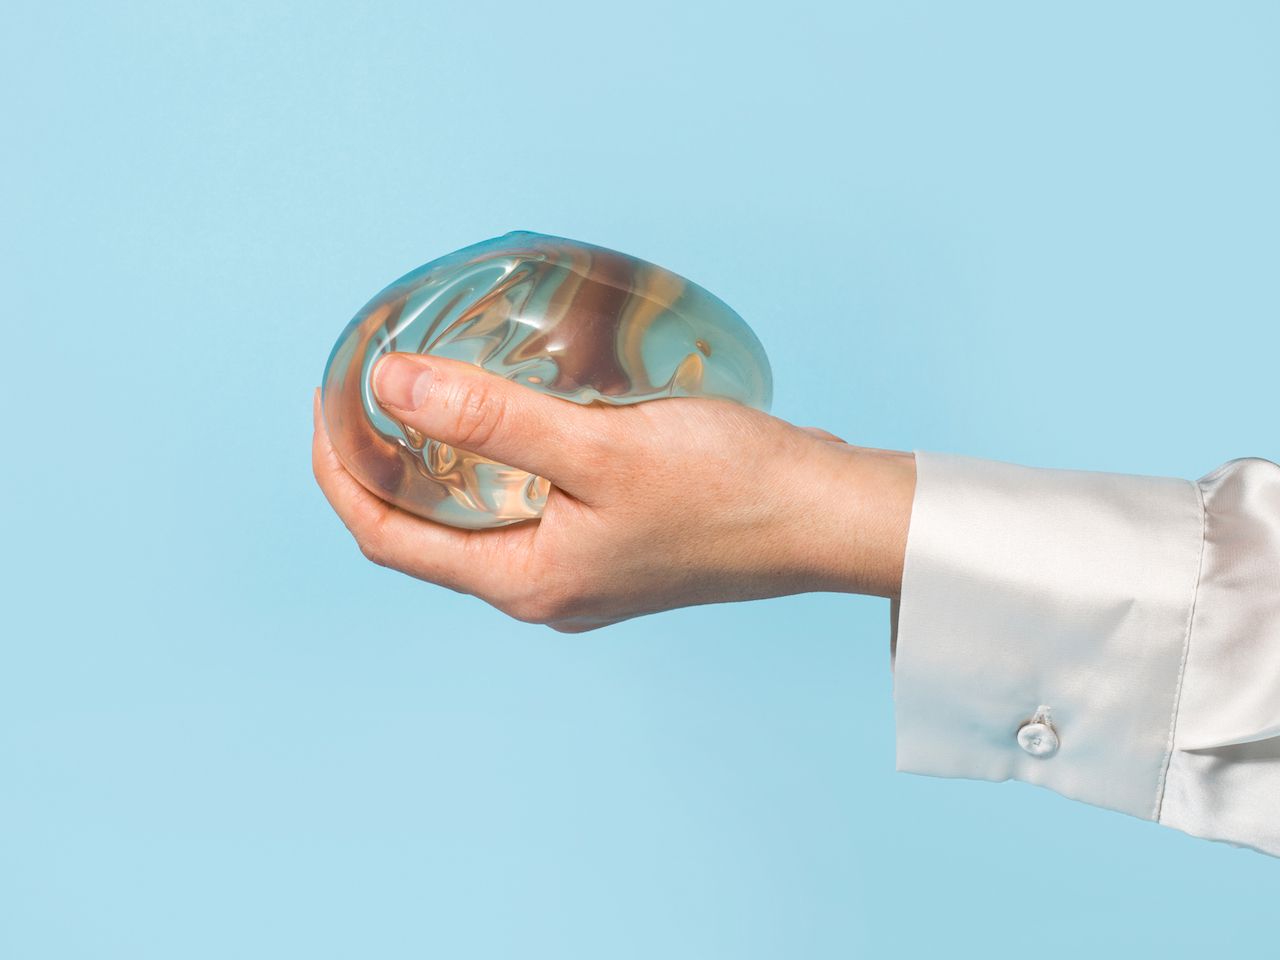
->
[[371, 353, 613, 497], [311, 390, 520, 597]]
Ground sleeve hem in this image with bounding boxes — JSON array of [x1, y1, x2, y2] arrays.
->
[[1151, 477, 1207, 821]]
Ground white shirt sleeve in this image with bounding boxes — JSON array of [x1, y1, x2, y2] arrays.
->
[[892, 452, 1280, 856]]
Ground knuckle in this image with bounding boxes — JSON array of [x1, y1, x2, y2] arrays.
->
[[489, 540, 594, 625], [353, 512, 393, 567], [502, 577, 576, 625], [505, 592, 559, 625], [357, 534, 389, 567], [446, 381, 505, 450]]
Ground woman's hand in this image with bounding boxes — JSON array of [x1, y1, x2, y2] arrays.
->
[[312, 353, 915, 632]]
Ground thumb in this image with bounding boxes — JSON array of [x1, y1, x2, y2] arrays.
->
[[372, 353, 613, 497]]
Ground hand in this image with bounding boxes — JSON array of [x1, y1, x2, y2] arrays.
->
[[312, 353, 916, 632]]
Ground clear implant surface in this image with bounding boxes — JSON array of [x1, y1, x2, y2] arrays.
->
[[321, 231, 773, 530]]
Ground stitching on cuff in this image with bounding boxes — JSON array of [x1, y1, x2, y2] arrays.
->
[[1151, 477, 1208, 821]]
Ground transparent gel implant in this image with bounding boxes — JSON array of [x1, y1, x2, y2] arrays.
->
[[321, 231, 773, 530]]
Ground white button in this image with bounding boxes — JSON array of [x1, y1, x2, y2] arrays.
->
[[1017, 706, 1059, 757]]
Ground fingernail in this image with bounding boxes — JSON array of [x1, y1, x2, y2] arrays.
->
[[373, 355, 434, 410]]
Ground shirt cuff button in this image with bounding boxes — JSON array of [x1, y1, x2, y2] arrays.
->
[[1017, 705, 1059, 758]]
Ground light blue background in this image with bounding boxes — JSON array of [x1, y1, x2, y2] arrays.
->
[[4, 1, 1277, 956]]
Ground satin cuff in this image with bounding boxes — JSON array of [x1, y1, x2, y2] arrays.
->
[[892, 452, 1205, 821]]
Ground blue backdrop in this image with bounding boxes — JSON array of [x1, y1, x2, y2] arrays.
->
[[5, 1, 1277, 956]]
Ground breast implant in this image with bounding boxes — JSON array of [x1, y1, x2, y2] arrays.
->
[[321, 231, 773, 530]]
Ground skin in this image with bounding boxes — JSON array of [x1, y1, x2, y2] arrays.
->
[[312, 353, 917, 633]]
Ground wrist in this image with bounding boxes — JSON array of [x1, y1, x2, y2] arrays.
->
[[799, 445, 917, 599]]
